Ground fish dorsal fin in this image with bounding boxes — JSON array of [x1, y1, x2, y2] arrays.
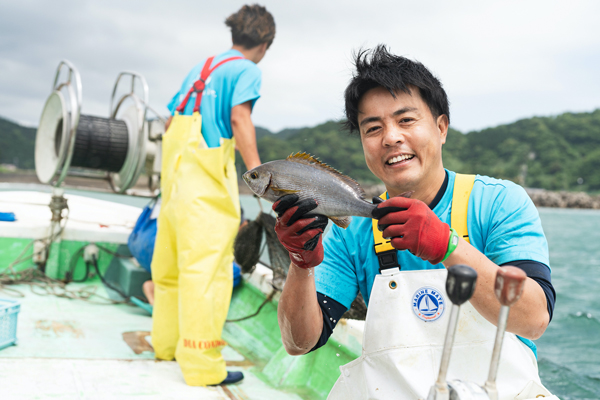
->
[[286, 152, 366, 198]]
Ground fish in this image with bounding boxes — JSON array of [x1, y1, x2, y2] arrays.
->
[[242, 152, 376, 229]]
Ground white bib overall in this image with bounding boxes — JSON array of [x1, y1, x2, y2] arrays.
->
[[327, 267, 555, 400]]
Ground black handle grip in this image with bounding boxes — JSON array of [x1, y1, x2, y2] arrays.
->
[[446, 264, 478, 306]]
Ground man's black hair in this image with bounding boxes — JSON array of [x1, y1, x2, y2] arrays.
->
[[343, 45, 450, 133]]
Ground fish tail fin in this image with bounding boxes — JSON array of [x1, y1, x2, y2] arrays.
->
[[329, 216, 351, 229]]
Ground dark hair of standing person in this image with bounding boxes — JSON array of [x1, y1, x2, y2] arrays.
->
[[225, 4, 276, 49], [343, 45, 450, 134]]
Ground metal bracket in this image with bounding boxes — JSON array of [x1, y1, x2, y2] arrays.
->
[[108, 72, 149, 193]]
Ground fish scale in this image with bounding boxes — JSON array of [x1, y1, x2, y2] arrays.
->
[[243, 152, 376, 228]]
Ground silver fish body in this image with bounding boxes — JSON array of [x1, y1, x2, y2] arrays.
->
[[242, 153, 376, 228]]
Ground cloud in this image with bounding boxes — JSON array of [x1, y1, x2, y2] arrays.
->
[[0, 0, 598, 132]]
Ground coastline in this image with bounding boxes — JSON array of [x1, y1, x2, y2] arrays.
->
[[358, 183, 600, 210], [2, 171, 599, 209], [523, 188, 600, 209]]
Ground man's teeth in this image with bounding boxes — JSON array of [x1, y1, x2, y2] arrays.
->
[[387, 155, 414, 165]]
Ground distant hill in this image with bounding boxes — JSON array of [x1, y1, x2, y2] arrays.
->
[[255, 126, 302, 140], [248, 110, 600, 191], [443, 110, 600, 191], [0, 117, 36, 169], [4, 109, 600, 191]]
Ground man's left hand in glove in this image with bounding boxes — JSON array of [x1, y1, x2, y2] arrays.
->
[[372, 196, 451, 265], [273, 194, 329, 269]]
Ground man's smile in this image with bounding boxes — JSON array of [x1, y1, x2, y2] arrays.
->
[[386, 153, 415, 166]]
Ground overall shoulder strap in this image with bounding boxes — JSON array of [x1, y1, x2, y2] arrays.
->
[[451, 174, 475, 244], [372, 191, 400, 272], [176, 55, 244, 113]]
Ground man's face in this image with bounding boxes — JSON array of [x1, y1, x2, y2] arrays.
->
[[358, 86, 448, 198]]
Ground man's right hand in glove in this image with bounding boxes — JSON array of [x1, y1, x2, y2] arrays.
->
[[273, 194, 328, 269]]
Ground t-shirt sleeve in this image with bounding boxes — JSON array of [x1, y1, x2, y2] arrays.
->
[[308, 292, 347, 353], [166, 92, 181, 116], [502, 260, 555, 322], [231, 65, 262, 109], [478, 183, 550, 267], [314, 225, 359, 310]]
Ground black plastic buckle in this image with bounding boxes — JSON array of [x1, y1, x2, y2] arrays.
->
[[377, 250, 400, 273]]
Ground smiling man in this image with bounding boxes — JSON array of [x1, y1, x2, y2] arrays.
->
[[274, 46, 556, 399]]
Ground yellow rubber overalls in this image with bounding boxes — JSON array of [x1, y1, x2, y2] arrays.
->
[[151, 55, 243, 386]]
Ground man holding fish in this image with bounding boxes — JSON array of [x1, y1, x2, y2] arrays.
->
[[244, 45, 556, 398]]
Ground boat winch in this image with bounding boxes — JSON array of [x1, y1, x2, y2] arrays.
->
[[35, 60, 164, 194]]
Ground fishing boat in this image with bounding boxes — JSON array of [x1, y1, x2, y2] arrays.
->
[[0, 187, 362, 400], [0, 61, 361, 400], [0, 60, 561, 400]]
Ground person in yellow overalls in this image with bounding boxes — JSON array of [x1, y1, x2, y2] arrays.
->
[[151, 4, 275, 386]]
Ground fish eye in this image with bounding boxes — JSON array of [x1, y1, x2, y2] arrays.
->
[[250, 172, 258, 179]]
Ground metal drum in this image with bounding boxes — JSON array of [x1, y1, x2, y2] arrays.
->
[[35, 60, 163, 193]]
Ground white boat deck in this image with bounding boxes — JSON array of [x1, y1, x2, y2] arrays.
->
[[0, 188, 365, 399], [0, 283, 304, 400]]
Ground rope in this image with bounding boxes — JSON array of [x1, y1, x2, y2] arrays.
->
[[0, 266, 124, 304], [0, 206, 126, 305], [226, 287, 279, 323]]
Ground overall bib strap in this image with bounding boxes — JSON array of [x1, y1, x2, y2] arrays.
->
[[371, 175, 475, 271], [175, 55, 245, 113], [371, 191, 400, 272], [451, 173, 475, 243]]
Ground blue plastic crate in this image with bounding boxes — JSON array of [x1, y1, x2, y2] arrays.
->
[[0, 298, 20, 350]]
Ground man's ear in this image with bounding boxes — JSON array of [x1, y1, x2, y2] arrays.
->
[[438, 114, 449, 144]]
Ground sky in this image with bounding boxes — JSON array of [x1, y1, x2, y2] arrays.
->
[[0, 0, 599, 133]]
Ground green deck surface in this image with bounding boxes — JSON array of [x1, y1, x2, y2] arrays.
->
[[0, 239, 360, 399], [0, 237, 117, 280]]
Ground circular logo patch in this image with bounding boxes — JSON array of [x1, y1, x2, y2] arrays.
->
[[412, 286, 445, 322]]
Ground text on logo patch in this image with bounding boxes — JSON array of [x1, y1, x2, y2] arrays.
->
[[412, 286, 445, 322]]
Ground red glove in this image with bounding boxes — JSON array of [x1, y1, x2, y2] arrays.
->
[[372, 196, 450, 264], [273, 194, 329, 269]]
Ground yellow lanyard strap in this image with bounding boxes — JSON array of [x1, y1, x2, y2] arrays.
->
[[450, 174, 475, 244], [371, 174, 475, 269], [372, 192, 400, 271]]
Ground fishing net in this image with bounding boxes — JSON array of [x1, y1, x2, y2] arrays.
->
[[233, 218, 264, 273], [234, 209, 366, 318], [342, 292, 367, 320], [233, 210, 291, 286], [256, 212, 290, 289]]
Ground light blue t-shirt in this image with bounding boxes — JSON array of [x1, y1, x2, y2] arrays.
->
[[315, 170, 550, 357], [167, 49, 262, 148]]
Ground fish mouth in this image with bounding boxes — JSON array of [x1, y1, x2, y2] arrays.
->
[[386, 153, 415, 166], [242, 171, 252, 186]]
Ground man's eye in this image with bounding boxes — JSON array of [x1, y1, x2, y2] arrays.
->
[[399, 118, 413, 123], [366, 126, 380, 134]]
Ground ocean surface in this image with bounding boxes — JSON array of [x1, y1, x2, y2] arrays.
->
[[535, 208, 600, 400], [1, 184, 598, 399]]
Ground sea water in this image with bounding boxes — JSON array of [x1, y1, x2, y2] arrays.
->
[[240, 197, 600, 399], [535, 208, 600, 400]]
